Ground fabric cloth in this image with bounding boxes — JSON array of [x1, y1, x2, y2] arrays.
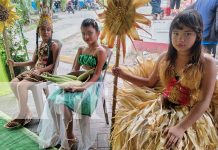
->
[[37, 97, 101, 150], [49, 54, 106, 116], [194, 0, 218, 42], [78, 54, 107, 70], [48, 77, 103, 116], [38, 53, 106, 150], [111, 58, 218, 150], [16, 42, 53, 82], [185, 0, 218, 57], [195, 0, 218, 57]]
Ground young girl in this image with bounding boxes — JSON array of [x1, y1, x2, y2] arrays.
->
[[38, 18, 107, 150], [4, 13, 59, 129], [111, 10, 218, 149]]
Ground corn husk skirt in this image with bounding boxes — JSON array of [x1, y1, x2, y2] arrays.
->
[[111, 59, 218, 150]]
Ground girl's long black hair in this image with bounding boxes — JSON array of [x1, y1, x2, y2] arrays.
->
[[166, 9, 203, 65]]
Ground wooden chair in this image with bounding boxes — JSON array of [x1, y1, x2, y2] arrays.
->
[[28, 39, 62, 118]]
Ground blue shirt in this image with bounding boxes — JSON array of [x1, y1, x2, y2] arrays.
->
[[194, 0, 218, 44], [86, 0, 93, 3]]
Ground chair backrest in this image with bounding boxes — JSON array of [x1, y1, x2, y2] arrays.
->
[[99, 47, 112, 125], [102, 48, 113, 81], [52, 39, 62, 75]]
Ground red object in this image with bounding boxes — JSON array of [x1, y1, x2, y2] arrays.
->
[[164, 7, 171, 16], [163, 78, 191, 106]]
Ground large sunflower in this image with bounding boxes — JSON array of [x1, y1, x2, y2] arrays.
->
[[97, 0, 151, 58], [0, 0, 19, 32]]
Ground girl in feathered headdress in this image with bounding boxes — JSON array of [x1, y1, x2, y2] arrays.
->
[[5, 11, 60, 129]]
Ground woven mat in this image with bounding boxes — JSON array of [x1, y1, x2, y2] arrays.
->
[[0, 56, 11, 96], [0, 111, 56, 150]]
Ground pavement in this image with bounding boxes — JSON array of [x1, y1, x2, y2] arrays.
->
[[1, 5, 218, 150]]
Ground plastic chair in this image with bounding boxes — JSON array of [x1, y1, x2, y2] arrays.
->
[[28, 39, 62, 118], [74, 48, 112, 150]]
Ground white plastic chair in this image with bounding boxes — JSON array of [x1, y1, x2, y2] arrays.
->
[[74, 48, 112, 150], [74, 48, 112, 125], [29, 39, 62, 118], [101, 47, 113, 125]]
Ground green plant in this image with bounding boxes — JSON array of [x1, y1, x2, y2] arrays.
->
[[12, 0, 32, 25], [61, 0, 67, 11], [1, 22, 29, 80], [35, 0, 41, 11]]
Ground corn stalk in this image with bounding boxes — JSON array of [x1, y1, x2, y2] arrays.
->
[[111, 36, 120, 132], [3, 28, 14, 79]]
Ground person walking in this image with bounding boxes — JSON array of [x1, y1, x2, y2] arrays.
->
[[150, 0, 164, 20], [186, 0, 218, 57], [170, 0, 181, 16]]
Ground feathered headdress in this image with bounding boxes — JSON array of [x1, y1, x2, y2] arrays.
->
[[38, 14, 52, 28], [37, 6, 52, 28]]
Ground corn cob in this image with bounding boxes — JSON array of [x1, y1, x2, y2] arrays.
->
[[40, 75, 73, 83], [47, 74, 77, 80], [62, 74, 77, 80], [58, 80, 83, 89], [41, 69, 94, 88], [77, 69, 95, 81]]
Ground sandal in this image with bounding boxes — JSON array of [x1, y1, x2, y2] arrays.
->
[[59, 138, 79, 150], [40, 133, 60, 149], [4, 116, 32, 129], [152, 14, 158, 20], [159, 12, 164, 20]]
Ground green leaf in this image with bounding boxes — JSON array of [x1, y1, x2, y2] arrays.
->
[[23, 39, 28, 45]]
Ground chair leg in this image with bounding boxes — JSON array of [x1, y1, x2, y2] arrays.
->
[[43, 88, 49, 97], [102, 97, 109, 125], [31, 86, 46, 118]]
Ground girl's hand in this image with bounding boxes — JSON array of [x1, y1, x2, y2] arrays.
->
[[33, 70, 41, 75], [64, 86, 86, 92], [7, 59, 15, 66], [112, 66, 124, 78], [164, 125, 185, 149]]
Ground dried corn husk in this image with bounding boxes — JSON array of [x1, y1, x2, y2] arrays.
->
[[111, 58, 218, 150]]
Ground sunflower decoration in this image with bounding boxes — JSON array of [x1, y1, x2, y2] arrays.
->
[[0, 0, 20, 32], [96, 0, 151, 128], [0, 0, 19, 79], [97, 0, 151, 59]]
